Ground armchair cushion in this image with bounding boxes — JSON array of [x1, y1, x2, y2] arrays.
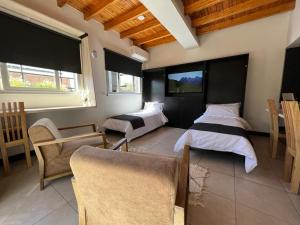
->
[[31, 118, 62, 139], [28, 118, 63, 159], [70, 146, 179, 225]]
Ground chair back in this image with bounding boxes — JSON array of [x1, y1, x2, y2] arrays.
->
[[70, 146, 179, 225], [267, 99, 279, 134], [0, 102, 27, 144], [289, 102, 300, 153], [282, 101, 298, 151], [28, 118, 63, 155]]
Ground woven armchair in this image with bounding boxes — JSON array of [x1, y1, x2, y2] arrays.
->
[[28, 118, 127, 190]]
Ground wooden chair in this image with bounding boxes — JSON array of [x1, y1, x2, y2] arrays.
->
[[0, 102, 32, 174], [28, 118, 128, 190], [267, 99, 285, 158], [282, 101, 300, 194]]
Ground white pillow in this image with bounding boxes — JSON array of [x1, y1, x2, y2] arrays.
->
[[144, 102, 164, 111], [204, 103, 240, 118]]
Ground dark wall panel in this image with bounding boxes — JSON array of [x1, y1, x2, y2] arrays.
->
[[143, 68, 165, 102], [281, 47, 300, 101], [206, 55, 249, 115], [143, 54, 249, 129]]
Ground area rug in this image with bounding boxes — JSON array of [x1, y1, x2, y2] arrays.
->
[[189, 161, 209, 207], [129, 145, 209, 207]]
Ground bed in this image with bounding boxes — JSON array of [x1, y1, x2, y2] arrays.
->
[[103, 102, 168, 142], [174, 103, 257, 173]]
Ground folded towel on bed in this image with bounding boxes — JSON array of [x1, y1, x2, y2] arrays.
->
[[111, 115, 145, 129]]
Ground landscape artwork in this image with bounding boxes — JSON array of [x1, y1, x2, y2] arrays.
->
[[168, 71, 203, 93]]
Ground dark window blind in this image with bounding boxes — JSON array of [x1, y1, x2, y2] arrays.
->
[[0, 12, 82, 74], [104, 48, 142, 77]]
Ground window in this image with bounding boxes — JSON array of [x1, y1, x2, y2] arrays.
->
[[0, 62, 80, 92], [107, 71, 141, 94]]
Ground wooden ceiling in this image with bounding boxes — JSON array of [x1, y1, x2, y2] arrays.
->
[[57, 0, 175, 49], [183, 0, 296, 35], [57, 0, 296, 49]]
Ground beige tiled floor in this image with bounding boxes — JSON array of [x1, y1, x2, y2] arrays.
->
[[0, 127, 300, 225]]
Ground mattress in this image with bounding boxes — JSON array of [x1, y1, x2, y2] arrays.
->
[[103, 109, 168, 142], [174, 115, 257, 173]]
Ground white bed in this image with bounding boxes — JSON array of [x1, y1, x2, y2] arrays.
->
[[103, 103, 168, 142], [174, 104, 257, 173]]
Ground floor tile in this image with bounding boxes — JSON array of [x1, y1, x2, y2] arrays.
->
[[234, 158, 284, 191], [0, 186, 66, 225], [236, 203, 293, 225], [235, 178, 300, 225], [288, 193, 300, 215], [188, 192, 236, 225], [198, 150, 235, 176], [34, 202, 78, 225], [68, 199, 78, 212], [206, 171, 235, 201], [51, 176, 75, 202]]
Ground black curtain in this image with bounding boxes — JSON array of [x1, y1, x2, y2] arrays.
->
[[0, 12, 82, 74], [104, 48, 142, 77]]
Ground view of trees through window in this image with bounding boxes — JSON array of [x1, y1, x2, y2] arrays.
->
[[0, 63, 78, 92], [107, 71, 141, 94], [7, 64, 56, 89]]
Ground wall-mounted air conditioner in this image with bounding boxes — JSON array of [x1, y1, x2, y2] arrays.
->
[[129, 46, 149, 62]]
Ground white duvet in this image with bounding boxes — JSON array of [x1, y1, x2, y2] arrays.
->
[[174, 115, 257, 173], [103, 109, 168, 142]]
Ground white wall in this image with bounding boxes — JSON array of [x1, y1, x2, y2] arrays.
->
[[11, 0, 142, 129], [288, 0, 300, 46], [144, 13, 291, 132]]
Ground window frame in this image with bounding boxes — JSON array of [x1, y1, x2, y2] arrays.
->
[[106, 70, 142, 95], [0, 62, 81, 94]]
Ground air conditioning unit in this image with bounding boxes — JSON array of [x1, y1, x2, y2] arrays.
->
[[129, 46, 149, 62]]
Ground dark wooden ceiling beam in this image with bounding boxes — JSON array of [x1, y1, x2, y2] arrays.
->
[[192, 0, 282, 27], [134, 30, 171, 45], [120, 19, 161, 39], [197, 1, 295, 35], [142, 35, 176, 48], [84, 0, 119, 20], [185, 0, 225, 14], [104, 4, 148, 30], [57, 0, 68, 7]]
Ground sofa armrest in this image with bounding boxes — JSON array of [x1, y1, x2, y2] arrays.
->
[[110, 138, 128, 152], [34, 132, 103, 147], [71, 178, 87, 225]]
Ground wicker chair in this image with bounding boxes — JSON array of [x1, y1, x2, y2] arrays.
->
[[28, 118, 127, 190]]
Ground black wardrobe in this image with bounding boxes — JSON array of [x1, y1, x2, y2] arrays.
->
[[143, 54, 249, 129], [281, 47, 300, 101]]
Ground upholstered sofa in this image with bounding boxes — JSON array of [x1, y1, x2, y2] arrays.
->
[[70, 145, 189, 225]]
